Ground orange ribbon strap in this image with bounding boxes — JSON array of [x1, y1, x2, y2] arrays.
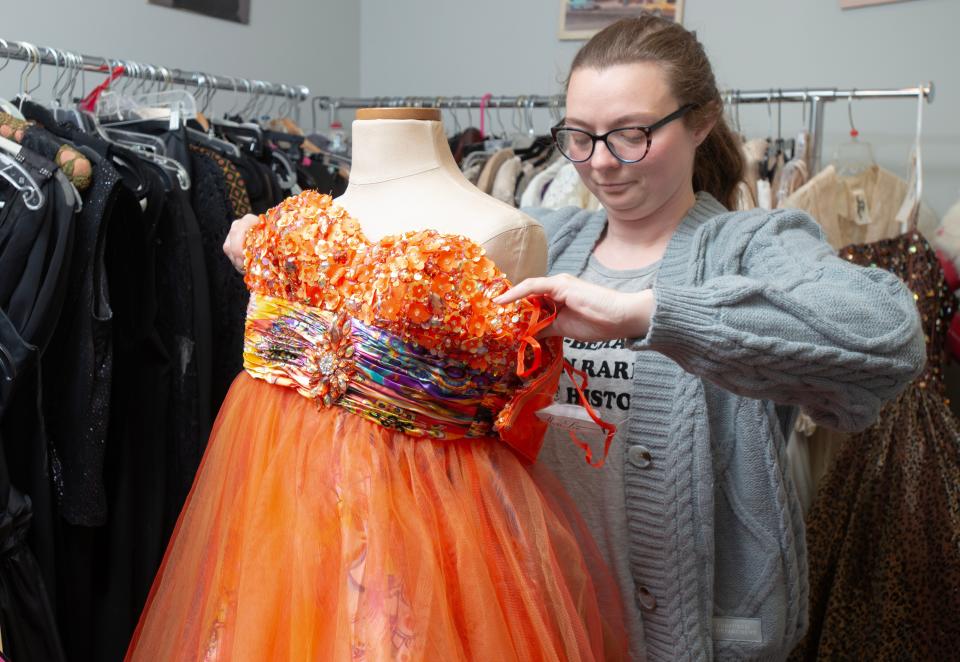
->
[[562, 360, 617, 468], [516, 296, 557, 378]]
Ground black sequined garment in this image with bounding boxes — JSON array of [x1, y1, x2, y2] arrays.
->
[[792, 232, 960, 661], [42, 145, 119, 527]]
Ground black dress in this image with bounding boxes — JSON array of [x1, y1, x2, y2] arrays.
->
[[0, 145, 71, 662], [188, 146, 249, 413]]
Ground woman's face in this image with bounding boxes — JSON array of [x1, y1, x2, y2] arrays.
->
[[564, 62, 705, 219]]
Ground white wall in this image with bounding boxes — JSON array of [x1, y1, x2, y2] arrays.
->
[[360, 0, 960, 215], [3, 1, 956, 214], [1, 0, 359, 121]]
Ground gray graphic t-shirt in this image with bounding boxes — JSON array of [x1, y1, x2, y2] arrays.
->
[[536, 252, 658, 661]]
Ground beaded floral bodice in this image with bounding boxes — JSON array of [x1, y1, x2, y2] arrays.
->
[[241, 191, 561, 460]]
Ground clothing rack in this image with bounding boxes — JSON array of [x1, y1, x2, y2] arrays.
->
[[314, 83, 934, 173], [725, 84, 934, 172], [0, 38, 310, 102]]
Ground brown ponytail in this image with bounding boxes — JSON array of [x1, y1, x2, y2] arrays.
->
[[566, 15, 744, 209]]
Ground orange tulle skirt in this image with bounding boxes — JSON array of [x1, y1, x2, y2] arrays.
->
[[126, 374, 626, 661]]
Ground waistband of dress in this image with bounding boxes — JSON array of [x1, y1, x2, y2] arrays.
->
[[242, 293, 511, 440]]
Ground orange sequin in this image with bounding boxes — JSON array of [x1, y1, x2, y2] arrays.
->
[[244, 191, 537, 377]]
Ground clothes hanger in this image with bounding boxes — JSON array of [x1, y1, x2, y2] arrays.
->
[[737, 91, 746, 140], [0, 134, 46, 210], [183, 74, 243, 158], [832, 90, 876, 178], [50, 51, 91, 130], [757, 91, 778, 183], [479, 99, 510, 152], [894, 86, 927, 234], [263, 84, 324, 156], [774, 91, 812, 206], [14, 42, 43, 117], [0, 39, 25, 119], [794, 89, 811, 166], [215, 79, 267, 154], [504, 97, 533, 151], [97, 61, 197, 129], [98, 63, 170, 155]]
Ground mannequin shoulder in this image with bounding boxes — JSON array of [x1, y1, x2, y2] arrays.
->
[[478, 210, 548, 283]]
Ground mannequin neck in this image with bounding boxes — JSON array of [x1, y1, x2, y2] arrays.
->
[[347, 119, 459, 185]]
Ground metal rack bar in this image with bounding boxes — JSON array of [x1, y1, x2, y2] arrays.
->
[[312, 84, 934, 110], [313, 84, 934, 173], [0, 38, 309, 100]]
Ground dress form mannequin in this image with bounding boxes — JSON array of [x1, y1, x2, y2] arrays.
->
[[335, 108, 546, 283]]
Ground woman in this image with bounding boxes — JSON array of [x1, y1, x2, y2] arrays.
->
[[224, 17, 924, 659]]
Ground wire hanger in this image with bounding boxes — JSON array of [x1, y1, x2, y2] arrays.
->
[[832, 89, 876, 177]]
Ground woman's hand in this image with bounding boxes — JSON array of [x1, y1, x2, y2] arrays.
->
[[493, 273, 654, 342], [223, 214, 259, 273]]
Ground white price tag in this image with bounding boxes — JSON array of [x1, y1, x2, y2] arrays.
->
[[536, 403, 607, 436]]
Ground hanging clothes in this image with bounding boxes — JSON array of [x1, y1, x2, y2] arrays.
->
[[188, 146, 249, 416], [0, 143, 74, 662], [519, 157, 566, 209], [540, 162, 602, 211], [476, 147, 515, 194], [791, 231, 960, 660], [491, 154, 522, 204], [781, 164, 941, 494], [1, 67, 324, 659], [781, 164, 939, 247]]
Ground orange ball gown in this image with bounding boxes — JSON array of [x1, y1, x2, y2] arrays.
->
[[125, 192, 625, 661]]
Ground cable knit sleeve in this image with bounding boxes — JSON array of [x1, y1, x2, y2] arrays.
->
[[631, 208, 926, 432]]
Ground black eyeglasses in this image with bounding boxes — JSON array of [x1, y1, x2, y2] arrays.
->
[[551, 104, 697, 164]]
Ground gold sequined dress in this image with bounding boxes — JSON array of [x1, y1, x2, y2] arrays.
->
[[792, 232, 960, 660]]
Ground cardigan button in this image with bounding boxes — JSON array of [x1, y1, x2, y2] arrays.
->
[[627, 445, 653, 468], [635, 586, 657, 611]]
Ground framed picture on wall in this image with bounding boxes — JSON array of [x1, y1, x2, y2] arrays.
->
[[558, 0, 684, 40], [149, 0, 251, 25]]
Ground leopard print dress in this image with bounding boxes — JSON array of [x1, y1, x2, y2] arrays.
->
[[791, 232, 960, 660]]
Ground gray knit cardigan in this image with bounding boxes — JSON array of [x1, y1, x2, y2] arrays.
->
[[526, 193, 925, 661]]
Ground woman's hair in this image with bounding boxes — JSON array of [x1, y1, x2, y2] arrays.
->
[[567, 15, 744, 209]]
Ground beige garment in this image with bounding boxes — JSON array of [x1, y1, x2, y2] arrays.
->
[[781, 164, 940, 496], [780, 164, 938, 247], [476, 148, 515, 194], [519, 157, 566, 208], [788, 426, 814, 516], [734, 180, 758, 211], [540, 162, 602, 211], [773, 158, 809, 207], [740, 138, 769, 207], [491, 155, 522, 206], [462, 161, 485, 185]]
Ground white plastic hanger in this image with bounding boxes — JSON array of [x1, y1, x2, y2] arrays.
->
[[0, 134, 46, 210], [894, 86, 926, 234]]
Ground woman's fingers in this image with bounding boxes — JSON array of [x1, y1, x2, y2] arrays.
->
[[223, 214, 259, 273], [494, 274, 572, 305]]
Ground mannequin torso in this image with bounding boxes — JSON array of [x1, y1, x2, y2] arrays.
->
[[335, 109, 546, 283]]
